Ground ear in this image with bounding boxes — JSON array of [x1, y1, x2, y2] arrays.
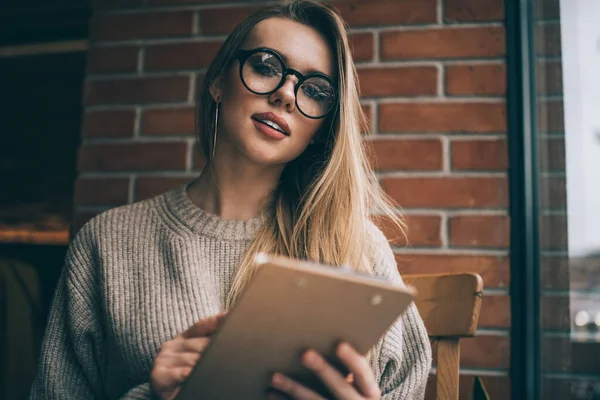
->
[[209, 76, 223, 102]]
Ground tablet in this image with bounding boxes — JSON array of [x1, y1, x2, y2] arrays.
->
[[175, 253, 415, 400]]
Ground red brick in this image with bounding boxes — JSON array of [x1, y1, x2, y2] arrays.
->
[[365, 138, 442, 171], [397, 254, 510, 288], [461, 335, 510, 369], [381, 27, 505, 60], [87, 46, 139, 74], [90, 11, 193, 41], [446, 64, 506, 95], [536, 22, 561, 57], [538, 101, 564, 133], [451, 139, 508, 171], [379, 103, 506, 133], [539, 136, 565, 171], [360, 103, 372, 134], [479, 295, 510, 328], [350, 32, 374, 62], [540, 214, 567, 250], [425, 374, 510, 400], [357, 66, 437, 97], [543, 339, 600, 374], [449, 215, 510, 248], [82, 110, 136, 139], [84, 76, 190, 106], [199, 6, 258, 35], [333, 0, 436, 26], [445, 0, 504, 22], [372, 214, 441, 247], [541, 295, 570, 330], [141, 107, 196, 136], [537, 60, 562, 95], [432, 335, 510, 369], [74, 178, 130, 206], [135, 177, 192, 201], [78, 142, 188, 172], [539, 176, 566, 209], [145, 41, 223, 72], [381, 177, 508, 208]]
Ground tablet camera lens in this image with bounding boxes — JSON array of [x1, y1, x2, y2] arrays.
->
[[370, 294, 383, 306], [294, 277, 307, 288]]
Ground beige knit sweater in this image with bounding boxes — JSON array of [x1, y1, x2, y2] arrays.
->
[[29, 183, 432, 399]]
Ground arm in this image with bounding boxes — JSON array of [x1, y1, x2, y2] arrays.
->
[[368, 223, 432, 400], [28, 224, 152, 400], [378, 304, 432, 400]]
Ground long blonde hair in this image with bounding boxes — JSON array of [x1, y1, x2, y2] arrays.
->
[[196, 0, 406, 309]]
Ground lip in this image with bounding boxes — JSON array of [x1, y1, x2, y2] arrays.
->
[[252, 119, 286, 140], [251, 112, 291, 136]]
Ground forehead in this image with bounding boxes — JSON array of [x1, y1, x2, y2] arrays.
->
[[242, 17, 335, 77]]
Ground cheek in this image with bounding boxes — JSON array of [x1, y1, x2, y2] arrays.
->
[[298, 120, 323, 144]]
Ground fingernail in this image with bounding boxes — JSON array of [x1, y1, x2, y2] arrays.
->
[[303, 350, 318, 365], [338, 342, 350, 355], [271, 373, 283, 386]]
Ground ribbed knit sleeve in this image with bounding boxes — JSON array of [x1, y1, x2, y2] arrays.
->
[[367, 221, 432, 399], [28, 222, 152, 400]]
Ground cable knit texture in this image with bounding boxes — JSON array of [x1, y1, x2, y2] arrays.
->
[[29, 183, 432, 399]]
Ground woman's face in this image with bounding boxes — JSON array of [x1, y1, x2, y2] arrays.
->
[[212, 17, 336, 166]]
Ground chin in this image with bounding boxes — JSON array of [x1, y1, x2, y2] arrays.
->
[[238, 140, 294, 166]]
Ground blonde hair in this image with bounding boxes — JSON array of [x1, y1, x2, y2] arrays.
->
[[196, 0, 406, 309]]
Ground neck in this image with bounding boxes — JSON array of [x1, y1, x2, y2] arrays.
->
[[187, 143, 284, 221]]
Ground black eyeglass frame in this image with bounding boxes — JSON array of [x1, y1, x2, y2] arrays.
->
[[235, 47, 339, 120]]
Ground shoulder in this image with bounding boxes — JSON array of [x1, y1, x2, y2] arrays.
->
[[365, 218, 403, 284], [68, 192, 168, 262]]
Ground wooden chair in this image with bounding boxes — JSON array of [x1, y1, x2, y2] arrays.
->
[[404, 273, 483, 400]]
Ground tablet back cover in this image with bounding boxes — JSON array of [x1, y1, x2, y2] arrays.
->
[[175, 255, 414, 400]]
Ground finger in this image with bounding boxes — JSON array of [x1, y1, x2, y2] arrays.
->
[[175, 337, 211, 353], [152, 365, 193, 388], [156, 351, 202, 368], [157, 337, 209, 360], [270, 373, 326, 400], [301, 350, 358, 400], [336, 343, 381, 399], [182, 312, 227, 338]]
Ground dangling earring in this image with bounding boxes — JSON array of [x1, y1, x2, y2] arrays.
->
[[212, 101, 220, 162]]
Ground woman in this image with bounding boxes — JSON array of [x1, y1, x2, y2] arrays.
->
[[30, 1, 432, 399]]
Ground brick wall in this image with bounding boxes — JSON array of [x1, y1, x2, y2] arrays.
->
[[77, 0, 510, 398]]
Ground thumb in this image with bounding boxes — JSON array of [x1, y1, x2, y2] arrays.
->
[[182, 312, 227, 338]]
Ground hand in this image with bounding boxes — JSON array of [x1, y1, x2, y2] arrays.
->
[[268, 342, 381, 400], [150, 312, 227, 400]]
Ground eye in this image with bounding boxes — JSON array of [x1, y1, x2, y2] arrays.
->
[[301, 83, 334, 102], [253, 62, 281, 77]]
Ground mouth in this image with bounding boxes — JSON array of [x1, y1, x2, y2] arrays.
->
[[251, 112, 291, 136]]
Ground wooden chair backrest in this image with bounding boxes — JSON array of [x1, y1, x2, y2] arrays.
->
[[403, 273, 484, 400]]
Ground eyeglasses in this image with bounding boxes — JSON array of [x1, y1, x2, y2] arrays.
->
[[235, 47, 338, 119]]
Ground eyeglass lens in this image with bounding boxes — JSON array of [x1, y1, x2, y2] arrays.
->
[[241, 51, 336, 118]]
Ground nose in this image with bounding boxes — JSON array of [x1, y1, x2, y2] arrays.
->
[[268, 74, 297, 113]]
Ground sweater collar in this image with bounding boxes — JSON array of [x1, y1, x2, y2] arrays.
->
[[163, 183, 267, 241]]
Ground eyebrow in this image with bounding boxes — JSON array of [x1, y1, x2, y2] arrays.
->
[[269, 46, 331, 77]]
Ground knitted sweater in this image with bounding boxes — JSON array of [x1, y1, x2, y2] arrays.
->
[[29, 183, 432, 399]]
